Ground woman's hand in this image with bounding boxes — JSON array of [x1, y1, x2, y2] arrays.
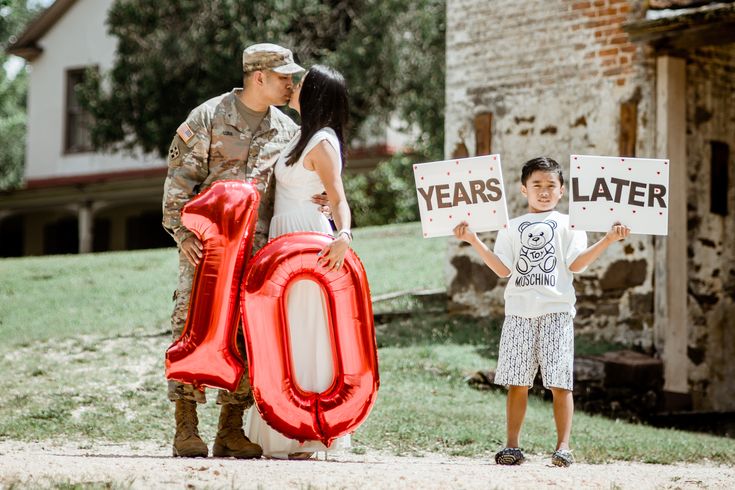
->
[[318, 234, 350, 271]]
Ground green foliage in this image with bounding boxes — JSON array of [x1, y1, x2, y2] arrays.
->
[[344, 153, 421, 227], [0, 222, 444, 346], [0, 0, 38, 190], [79, 0, 445, 159], [0, 67, 26, 189]]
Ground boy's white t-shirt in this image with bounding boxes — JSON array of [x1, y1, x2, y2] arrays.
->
[[493, 210, 588, 318]]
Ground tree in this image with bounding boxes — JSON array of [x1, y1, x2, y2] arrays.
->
[[0, 0, 38, 190], [80, 0, 445, 161]]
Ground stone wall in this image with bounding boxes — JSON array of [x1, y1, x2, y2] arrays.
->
[[685, 45, 735, 410], [445, 0, 658, 347]]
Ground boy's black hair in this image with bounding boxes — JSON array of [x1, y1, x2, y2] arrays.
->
[[521, 157, 564, 186]]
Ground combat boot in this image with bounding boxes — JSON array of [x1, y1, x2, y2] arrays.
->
[[172, 399, 208, 458], [212, 404, 262, 459]]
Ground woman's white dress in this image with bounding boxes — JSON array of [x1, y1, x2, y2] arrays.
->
[[244, 127, 351, 459]]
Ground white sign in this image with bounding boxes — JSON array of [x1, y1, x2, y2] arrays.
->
[[413, 155, 510, 238], [569, 155, 670, 236]]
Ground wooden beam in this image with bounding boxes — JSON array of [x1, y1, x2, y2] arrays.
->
[[654, 56, 689, 394]]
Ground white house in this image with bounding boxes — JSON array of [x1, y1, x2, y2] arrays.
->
[[1, 0, 407, 257], [2, 0, 168, 256]]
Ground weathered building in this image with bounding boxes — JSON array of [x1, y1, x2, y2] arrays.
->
[[445, 0, 735, 410]]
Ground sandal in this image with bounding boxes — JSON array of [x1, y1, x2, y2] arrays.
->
[[551, 449, 574, 467], [495, 447, 525, 465], [288, 451, 314, 460]]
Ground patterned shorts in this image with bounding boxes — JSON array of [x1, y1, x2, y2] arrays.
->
[[494, 312, 574, 391]]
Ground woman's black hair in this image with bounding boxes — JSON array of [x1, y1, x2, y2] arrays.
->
[[521, 156, 564, 186], [286, 64, 349, 167]]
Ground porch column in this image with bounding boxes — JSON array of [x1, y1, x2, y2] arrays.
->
[[78, 202, 93, 254], [654, 55, 688, 394]]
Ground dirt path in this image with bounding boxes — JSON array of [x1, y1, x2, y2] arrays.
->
[[1, 441, 733, 489]]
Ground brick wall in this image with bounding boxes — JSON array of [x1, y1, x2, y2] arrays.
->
[[445, 0, 658, 347]]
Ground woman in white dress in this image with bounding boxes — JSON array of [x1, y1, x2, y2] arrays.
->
[[244, 64, 354, 459]]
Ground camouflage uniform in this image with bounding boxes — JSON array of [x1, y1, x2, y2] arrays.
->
[[163, 88, 298, 406]]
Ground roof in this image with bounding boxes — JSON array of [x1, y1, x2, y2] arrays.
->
[[649, 0, 730, 8], [6, 0, 77, 61], [624, 1, 735, 51]]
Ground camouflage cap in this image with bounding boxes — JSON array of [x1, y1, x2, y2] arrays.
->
[[242, 43, 304, 75]]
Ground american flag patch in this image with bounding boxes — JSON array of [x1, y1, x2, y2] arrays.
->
[[176, 122, 195, 145]]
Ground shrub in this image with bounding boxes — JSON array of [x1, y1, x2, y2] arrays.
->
[[344, 153, 421, 227]]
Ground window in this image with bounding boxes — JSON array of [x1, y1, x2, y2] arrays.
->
[[64, 67, 95, 153], [710, 141, 730, 216]]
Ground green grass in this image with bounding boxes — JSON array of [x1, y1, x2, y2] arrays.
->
[[0, 221, 447, 347], [1, 221, 734, 464]]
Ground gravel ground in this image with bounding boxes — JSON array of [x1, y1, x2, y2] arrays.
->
[[1, 441, 734, 489]]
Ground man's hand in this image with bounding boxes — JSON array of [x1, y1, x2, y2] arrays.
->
[[311, 192, 331, 219], [181, 236, 203, 266]]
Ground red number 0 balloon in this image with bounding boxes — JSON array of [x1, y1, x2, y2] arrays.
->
[[165, 181, 379, 445], [165, 180, 260, 392], [241, 232, 379, 446]]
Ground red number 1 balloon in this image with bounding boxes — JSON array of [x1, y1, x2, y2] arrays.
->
[[165, 180, 259, 392]]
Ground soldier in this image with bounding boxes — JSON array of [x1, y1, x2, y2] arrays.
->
[[162, 43, 305, 459]]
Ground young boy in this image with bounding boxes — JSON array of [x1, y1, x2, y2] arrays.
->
[[453, 156, 629, 467]]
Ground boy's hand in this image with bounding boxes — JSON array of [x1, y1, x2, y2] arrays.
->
[[453, 221, 477, 243], [605, 222, 630, 243]]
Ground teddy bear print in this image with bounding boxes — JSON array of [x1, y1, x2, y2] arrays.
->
[[516, 220, 558, 275]]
